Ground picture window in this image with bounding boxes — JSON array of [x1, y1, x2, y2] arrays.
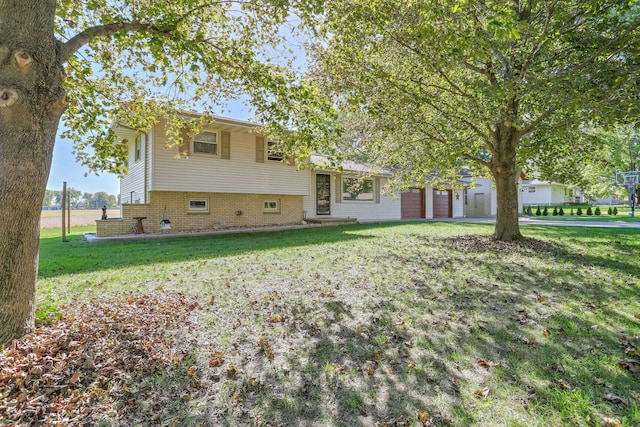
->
[[342, 177, 374, 202]]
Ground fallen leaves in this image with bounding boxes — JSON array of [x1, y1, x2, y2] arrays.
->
[[0, 292, 199, 425]]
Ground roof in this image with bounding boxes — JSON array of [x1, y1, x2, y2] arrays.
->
[[310, 155, 394, 176]]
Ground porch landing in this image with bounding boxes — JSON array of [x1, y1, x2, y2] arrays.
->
[[305, 217, 358, 226]]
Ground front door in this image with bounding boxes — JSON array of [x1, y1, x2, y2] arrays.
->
[[316, 174, 331, 215]]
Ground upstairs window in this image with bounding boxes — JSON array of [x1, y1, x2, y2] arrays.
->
[[528, 187, 536, 193], [193, 131, 218, 156], [267, 141, 284, 161]]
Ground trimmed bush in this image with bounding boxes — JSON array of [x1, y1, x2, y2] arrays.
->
[[577, 207, 583, 216], [552, 207, 558, 216], [608, 207, 613, 215], [542, 207, 549, 216], [586, 206, 593, 215], [535, 206, 542, 216], [570, 208, 574, 215], [594, 206, 601, 215], [527, 206, 533, 215], [559, 207, 565, 216], [613, 207, 618, 215]]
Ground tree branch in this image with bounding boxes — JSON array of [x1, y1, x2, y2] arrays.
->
[[462, 152, 491, 169], [60, 22, 173, 63], [517, 108, 555, 138]]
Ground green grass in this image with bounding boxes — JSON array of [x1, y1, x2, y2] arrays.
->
[[36, 222, 640, 426]]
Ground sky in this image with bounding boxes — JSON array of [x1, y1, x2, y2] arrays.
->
[[47, 133, 120, 196]]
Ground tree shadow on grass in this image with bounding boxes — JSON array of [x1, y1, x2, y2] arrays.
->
[[38, 223, 398, 278], [220, 233, 639, 426]]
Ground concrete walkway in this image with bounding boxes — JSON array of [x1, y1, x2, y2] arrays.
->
[[432, 216, 640, 229]]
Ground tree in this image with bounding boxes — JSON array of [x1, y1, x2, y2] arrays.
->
[[308, 0, 640, 241], [0, 0, 332, 345], [535, 124, 640, 204]]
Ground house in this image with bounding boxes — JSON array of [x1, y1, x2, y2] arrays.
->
[[96, 116, 405, 237], [520, 179, 584, 206], [95, 115, 512, 238]]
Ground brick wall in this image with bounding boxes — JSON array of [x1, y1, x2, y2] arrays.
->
[[96, 191, 303, 236]]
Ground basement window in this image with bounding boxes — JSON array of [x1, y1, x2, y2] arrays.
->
[[263, 199, 280, 213], [188, 198, 209, 213]]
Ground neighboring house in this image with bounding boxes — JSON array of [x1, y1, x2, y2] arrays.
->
[[520, 179, 584, 206]]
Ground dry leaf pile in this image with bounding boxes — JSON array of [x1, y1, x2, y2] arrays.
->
[[0, 292, 199, 425]]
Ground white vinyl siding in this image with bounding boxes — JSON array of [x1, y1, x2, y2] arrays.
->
[[303, 174, 401, 221], [120, 130, 146, 204], [150, 121, 309, 196]]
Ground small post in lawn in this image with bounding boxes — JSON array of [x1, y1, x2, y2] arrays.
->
[[616, 171, 638, 218], [62, 181, 68, 242]]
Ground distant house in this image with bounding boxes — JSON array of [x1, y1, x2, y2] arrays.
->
[[520, 179, 584, 206]]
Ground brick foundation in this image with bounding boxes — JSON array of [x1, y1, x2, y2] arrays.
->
[[96, 191, 303, 237]]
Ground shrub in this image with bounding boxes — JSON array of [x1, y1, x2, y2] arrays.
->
[[577, 207, 583, 216], [594, 206, 601, 215], [586, 206, 593, 215], [570, 208, 574, 215], [527, 206, 533, 215], [535, 206, 542, 216], [613, 207, 618, 215], [542, 207, 549, 216], [552, 207, 558, 216], [608, 207, 613, 215], [559, 207, 565, 216]]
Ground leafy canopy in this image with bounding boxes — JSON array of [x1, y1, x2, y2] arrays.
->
[[54, 0, 335, 175], [308, 0, 640, 187]]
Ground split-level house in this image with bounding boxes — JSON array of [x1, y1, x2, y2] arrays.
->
[[95, 115, 497, 237]]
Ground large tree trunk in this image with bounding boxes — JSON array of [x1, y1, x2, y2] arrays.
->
[[0, 0, 67, 346], [490, 123, 523, 242]]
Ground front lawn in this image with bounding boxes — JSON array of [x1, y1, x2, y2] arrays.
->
[[2, 222, 639, 426]]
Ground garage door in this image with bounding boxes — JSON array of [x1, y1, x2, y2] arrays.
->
[[433, 189, 452, 218], [401, 188, 425, 219]]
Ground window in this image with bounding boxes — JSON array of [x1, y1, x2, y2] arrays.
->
[[134, 135, 142, 161], [188, 198, 209, 213], [342, 177, 374, 202], [528, 187, 536, 193], [263, 199, 280, 213], [267, 141, 283, 161], [193, 131, 218, 155]]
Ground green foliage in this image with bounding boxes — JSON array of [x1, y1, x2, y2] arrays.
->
[[54, 0, 336, 176], [613, 207, 618, 215], [577, 207, 583, 216], [586, 206, 593, 216], [608, 207, 613, 215], [570, 208, 574, 215], [552, 207, 558, 216], [535, 206, 542, 216], [594, 206, 601, 215], [526, 206, 533, 215], [542, 207, 549, 216], [559, 207, 564, 216]]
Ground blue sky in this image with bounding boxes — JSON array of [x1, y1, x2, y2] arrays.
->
[[47, 134, 120, 195]]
